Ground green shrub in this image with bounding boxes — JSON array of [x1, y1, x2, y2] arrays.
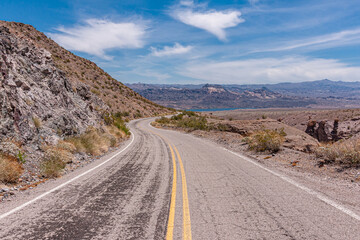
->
[[17, 151, 26, 164], [156, 116, 171, 124], [41, 152, 66, 178], [171, 114, 184, 121], [246, 129, 284, 153], [176, 116, 208, 131]]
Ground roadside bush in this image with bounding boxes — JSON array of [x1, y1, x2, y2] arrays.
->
[[155, 113, 208, 131], [316, 138, 360, 165], [0, 153, 23, 183], [65, 125, 128, 156], [246, 129, 284, 153], [171, 114, 184, 121], [102, 112, 130, 135], [40, 151, 66, 178], [156, 116, 171, 124], [176, 116, 208, 131]]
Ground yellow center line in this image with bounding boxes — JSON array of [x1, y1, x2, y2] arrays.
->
[[166, 144, 177, 240], [139, 123, 192, 240], [174, 145, 192, 240]]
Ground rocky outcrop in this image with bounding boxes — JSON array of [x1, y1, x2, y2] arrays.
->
[[0, 26, 107, 147], [331, 119, 340, 141], [305, 119, 343, 142], [305, 121, 316, 138], [314, 121, 329, 142]]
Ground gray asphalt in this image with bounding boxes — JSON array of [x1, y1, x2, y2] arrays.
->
[[0, 117, 360, 239]]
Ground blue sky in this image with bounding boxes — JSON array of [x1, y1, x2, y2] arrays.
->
[[1, 0, 360, 84]]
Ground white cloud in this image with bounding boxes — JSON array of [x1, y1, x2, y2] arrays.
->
[[150, 43, 193, 57], [180, 57, 360, 84], [180, 0, 194, 7], [49, 19, 146, 60], [171, 3, 244, 40]]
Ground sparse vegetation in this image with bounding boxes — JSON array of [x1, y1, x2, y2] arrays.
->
[[40, 151, 66, 178], [155, 111, 209, 131], [33, 117, 41, 129], [245, 129, 285, 153], [316, 138, 360, 165], [17, 151, 26, 164], [0, 153, 23, 183], [65, 124, 127, 156]]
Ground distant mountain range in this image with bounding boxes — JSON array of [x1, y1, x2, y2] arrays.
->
[[126, 80, 360, 109]]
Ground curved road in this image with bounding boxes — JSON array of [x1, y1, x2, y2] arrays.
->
[[0, 118, 359, 239]]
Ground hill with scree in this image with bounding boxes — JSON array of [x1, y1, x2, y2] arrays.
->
[[0, 21, 172, 191], [0, 21, 172, 117]]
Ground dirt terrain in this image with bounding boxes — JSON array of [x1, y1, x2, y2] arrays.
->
[[153, 110, 360, 183], [209, 108, 360, 140]]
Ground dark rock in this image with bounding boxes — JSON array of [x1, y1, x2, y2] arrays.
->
[[315, 121, 329, 142], [331, 119, 341, 141], [305, 120, 316, 137]]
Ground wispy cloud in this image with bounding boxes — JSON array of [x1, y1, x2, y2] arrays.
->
[[49, 19, 146, 60], [179, 57, 360, 84], [258, 28, 360, 53], [171, 1, 244, 41], [248, 0, 259, 5], [150, 43, 193, 57]]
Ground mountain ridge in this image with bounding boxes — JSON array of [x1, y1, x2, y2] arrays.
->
[[127, 80, 360, 109]]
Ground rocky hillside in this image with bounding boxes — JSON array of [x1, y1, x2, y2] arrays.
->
[[0, 21, 171, 189], [128, 83, 315, 109], [0, 25, 107, 146], [0, 21, 172, 118]]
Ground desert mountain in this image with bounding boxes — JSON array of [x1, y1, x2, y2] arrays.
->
[[0, 21, 171, 118], [0, 21, 171, 183], [128, 80, 360, 110], [127, 83, 316, 109], [235, 79, 360, 99]]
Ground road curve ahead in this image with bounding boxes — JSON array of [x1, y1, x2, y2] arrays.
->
[[1, 118, 360, 239]]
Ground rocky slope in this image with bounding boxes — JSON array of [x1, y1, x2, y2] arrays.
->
[[0, 25, 107, 146], [0, 21, 171, 190], [128, 83, 315, 109], [0, 21, 172, 118]]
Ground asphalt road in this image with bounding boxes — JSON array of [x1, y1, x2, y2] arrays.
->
[[0, 118, 360, 239]]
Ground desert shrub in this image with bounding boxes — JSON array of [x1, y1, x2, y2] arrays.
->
[[176, 116, 208, 131], [182, 110, 196, 117], [156, 114, 208, 131], [91, 88, 100, 96], [0, 154, 23, 183], [317, 139, 360, 165], [17, 151, 26, 164], [65, 125, 128, 156], [40, 151, 66, 178], [156, 116, 171, 124], [33, 117, 41, 129], [171, 114, 184, 121], [246, 129, 285, 153], [133, 112, 143, 118]]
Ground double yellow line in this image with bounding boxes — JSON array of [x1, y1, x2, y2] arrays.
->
[[166, 144, 192, 240], [142, 125, 191, 239]]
